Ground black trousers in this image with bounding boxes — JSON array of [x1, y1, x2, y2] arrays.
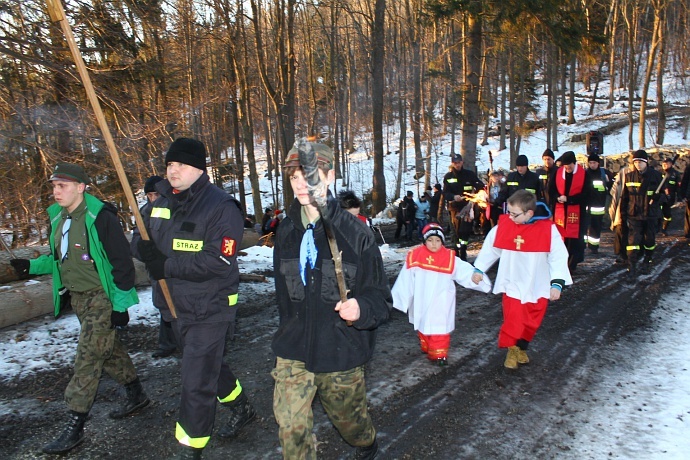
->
[[627, 218, 657, 263], [177, 320, 240, 443]]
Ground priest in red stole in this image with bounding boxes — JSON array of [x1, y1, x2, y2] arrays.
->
[[549, 151, 592, 272]]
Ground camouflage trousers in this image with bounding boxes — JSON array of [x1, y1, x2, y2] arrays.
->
[[272, 357, 376, 460], [65, 289, 138, 414]]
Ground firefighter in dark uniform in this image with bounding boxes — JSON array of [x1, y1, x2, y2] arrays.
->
[[620, 149, 664, 276], [442, 153, 484, 260], [135, 138, 256, 460], [584, 154, 613, 253], [659, 157, 680, 235], [502, 154, 543, 201], [535, 148, 558, 212]]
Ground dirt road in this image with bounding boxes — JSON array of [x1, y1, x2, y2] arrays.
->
[[1, 220, 687, 459]]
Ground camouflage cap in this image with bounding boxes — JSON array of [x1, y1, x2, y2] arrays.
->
[[284, 140, 334, 170], [49, 163, 92, 184]]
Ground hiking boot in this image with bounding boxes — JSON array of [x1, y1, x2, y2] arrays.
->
[[517, 349, 529, 364], [152, 348, 175, 359], [504, 346, 519, 369], [177, 445, 203, 460], [42, 410, 87, 454], [627, 263, 636, 278], [109, 377, 150, 419], [614, 256, 627, 265], [352, 438, 379, 460], [217, 392, 256, 438], [435, 357, 448, 367]]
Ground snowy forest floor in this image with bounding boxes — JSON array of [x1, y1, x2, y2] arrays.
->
[[1, 209, 690, 459]]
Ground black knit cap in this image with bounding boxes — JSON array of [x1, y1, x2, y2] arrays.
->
[[516, 155, 529, 167], [144, 175, 164, 193], [165, 138, 207, 170], [632, 149, 648, 162], [542, 148, 555, 159], [588, 153, 601, 163], [560, 151, 577, 165]]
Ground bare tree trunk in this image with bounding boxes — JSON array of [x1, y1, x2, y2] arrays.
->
[[639, 2, 662, 148], [568, 55, 576, 125], [371, 0, 386, 215], [460, 8, 482, 172], [655, 3, 667, 145]]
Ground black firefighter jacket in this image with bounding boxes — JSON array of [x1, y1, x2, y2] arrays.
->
[[140, 172, 244, 323], [272, 195, 392, 373], [621, 167, 664, 221]]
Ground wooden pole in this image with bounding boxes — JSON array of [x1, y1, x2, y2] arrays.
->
[[45, 0, 177, 318]]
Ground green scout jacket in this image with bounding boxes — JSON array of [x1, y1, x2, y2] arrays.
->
[[29, 193, 139, 316]]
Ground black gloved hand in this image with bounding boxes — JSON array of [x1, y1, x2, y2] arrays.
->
[[111, 310, 130, 328], [10, 258, 30, 278], [58, 289, 72, 315], [137, 239, 168, 280], [137, 240, 168, 280]]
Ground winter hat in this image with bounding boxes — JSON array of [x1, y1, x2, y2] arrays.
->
[[49, 163, 92, 184], [560, 151, 577, 165], [433, 183, 442, 191], [662, 157, 674, 164], [144, 175, 164, 193], [284, 139, 334, 170], [451, 153, 463, 163], [516, 155, 529, 167], [542, 148, 555, 159], [632, 149, 648, 163], [406, 190, 414, 197], [587, 153, 601, 163], [165, 138, 207, 170], [422, 223, 445, 243]]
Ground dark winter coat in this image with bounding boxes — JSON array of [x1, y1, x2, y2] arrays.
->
[[442, 167, 484, 211], [661, 169, 681, 203], [535, 165, 557, 210], [502, 169, 543, 201], [428, 190, 442, 221], [621, 167, 664, 221], [585, 167, 613, 212], [272, 195, 392, 373], [137, 172, 245, 323]]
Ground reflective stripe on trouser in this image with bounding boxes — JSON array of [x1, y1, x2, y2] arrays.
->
[[177, 320, 239, 448], [498, 294, 548, 348], [272, 357, 376, 460], [65, 289, 138, 414], [627, 219, 657, 262]]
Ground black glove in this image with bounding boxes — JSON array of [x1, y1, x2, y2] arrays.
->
[[137, 239, 167, 280], [111, 310, 130, 328], [58, 289, 72, 315], [10, 258, 30, 278]]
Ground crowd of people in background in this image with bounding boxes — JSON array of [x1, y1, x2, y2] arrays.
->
[[9, 138, 689, 460]]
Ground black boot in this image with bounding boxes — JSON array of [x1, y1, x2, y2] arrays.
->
[[177, 445, 203, 460], [352, 437, 379, 460], [109, 377, 150, 419], [459, 245, 467, 261], [42, 410, 87, 454], [217, 392, 256, 438]]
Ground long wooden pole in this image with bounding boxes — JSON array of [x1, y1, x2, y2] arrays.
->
[[45, 0, 177, 318]]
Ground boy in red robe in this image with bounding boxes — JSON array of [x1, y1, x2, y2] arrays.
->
[[472, 190, 572, 369]]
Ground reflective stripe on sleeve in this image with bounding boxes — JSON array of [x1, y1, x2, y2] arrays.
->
[[151, 207, 171, 219]]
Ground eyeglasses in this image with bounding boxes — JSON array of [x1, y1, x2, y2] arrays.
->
[[507, 210, 526, 218]]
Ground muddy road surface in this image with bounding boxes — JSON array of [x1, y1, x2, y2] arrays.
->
[[1, 221, 687, 459]]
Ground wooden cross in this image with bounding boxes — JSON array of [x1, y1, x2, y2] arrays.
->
[[514, 235, 525, 250], [567, 212, 579, 224], [426, 255, 435, 264]]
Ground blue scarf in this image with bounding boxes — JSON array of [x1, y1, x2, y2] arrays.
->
[[299, 223, 318, 285]]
